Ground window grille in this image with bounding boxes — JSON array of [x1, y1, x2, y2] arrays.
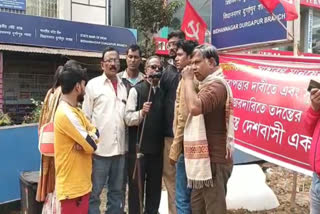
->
[[26, 0, 57, 18], [0, 7, 26, 14]]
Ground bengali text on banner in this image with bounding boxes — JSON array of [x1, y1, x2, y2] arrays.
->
[[220, 54, 320, 176]]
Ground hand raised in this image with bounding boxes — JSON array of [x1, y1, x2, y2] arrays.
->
[[311, 88, 320, 111], [181, 65, 194, 80]]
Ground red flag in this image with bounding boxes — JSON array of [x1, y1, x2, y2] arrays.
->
[[259, 0, 298, 21], [181, 0, 207, 44]]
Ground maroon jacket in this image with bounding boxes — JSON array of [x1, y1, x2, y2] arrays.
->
[[305, 107, 320, 174]]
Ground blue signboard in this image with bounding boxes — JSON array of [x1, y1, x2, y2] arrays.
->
[[0, 12, 137, 54], [211, 1, 289, 50], [0, 124, 40, 204], [0, 0, 25, 11]]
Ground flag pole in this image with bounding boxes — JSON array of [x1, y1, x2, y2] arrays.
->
[[293, 0, 301, 56], [132, 84, 153, 214], [271, 12, 294, 40], [291, 0, 300, 207]]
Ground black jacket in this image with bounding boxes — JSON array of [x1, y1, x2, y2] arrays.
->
[[128, 81, 165, 155], [160, 64, 180, 137]]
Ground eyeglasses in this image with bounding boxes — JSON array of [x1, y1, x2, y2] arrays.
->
[[149, 65, 163, 72], [103, 59, 120, 63]]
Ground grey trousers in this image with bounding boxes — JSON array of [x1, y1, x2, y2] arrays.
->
[[191, 162, 233, 214], [310, 173, 320, 214]]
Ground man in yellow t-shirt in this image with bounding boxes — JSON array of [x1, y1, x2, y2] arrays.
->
[[54, 60, 99, 214]]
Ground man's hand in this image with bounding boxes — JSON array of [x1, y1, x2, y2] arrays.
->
[[169, 158, 176, 166], [225, 144, 233, 160], [141, 102, 152, 116], [74, 143, 83, 151], [311, 88, 320, 111], [181, 66, 194, 80]]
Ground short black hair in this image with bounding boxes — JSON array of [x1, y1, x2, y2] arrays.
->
[[168, 30, 185, 41], [102, 47, 119, 61], [126, 44, 142, 57], [176, 40, 199, 56], [60, 60, 88, 94]]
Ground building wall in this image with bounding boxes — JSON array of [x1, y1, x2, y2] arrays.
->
[[71, 0, 106, 25], [58, 0, 71, 20], [111, 0, 126, 27], [58, 0, 128, 27], [58, 0, 106, 25]]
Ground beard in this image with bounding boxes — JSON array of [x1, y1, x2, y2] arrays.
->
[[77, 93, 84, 103], [169, 52, 176, 59]]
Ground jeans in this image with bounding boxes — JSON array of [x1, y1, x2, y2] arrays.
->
[[121, 153, 128, 214], [175, 154, 192, 214], [89, 154, 125, 214], [311, 173, 320, 214]]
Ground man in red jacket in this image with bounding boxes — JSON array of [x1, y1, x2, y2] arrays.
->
[[306, 88, 320, 214]]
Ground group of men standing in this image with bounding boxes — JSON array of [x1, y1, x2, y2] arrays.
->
[[53, 30, 234, 214]]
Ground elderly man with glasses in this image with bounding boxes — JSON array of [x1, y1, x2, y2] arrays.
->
[[125, 55, 165, 214]]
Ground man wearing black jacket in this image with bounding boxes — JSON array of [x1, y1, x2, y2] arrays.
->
[[125, 56, 165, 214], [160, 30, 185, 214]]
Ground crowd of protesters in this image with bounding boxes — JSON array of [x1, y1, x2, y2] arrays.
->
[[36, 30, 234, 214]]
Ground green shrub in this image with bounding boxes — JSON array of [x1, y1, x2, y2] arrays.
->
[[23, 98, 43, 124], [0, 110, 12, 126]]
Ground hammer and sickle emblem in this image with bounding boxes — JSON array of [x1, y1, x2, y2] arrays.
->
[[185, 20, 200, 41]]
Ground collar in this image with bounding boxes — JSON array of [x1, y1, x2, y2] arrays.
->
[[167, 58, 176, 67], [122, 69, 144, 81], [199, 67, 224, 89], [101, 73, 123, 85]]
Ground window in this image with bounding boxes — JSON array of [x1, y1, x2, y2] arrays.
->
[[0, 7, 25, 14], [26, 0, 57, 18], [312, 11, 320, 53]]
